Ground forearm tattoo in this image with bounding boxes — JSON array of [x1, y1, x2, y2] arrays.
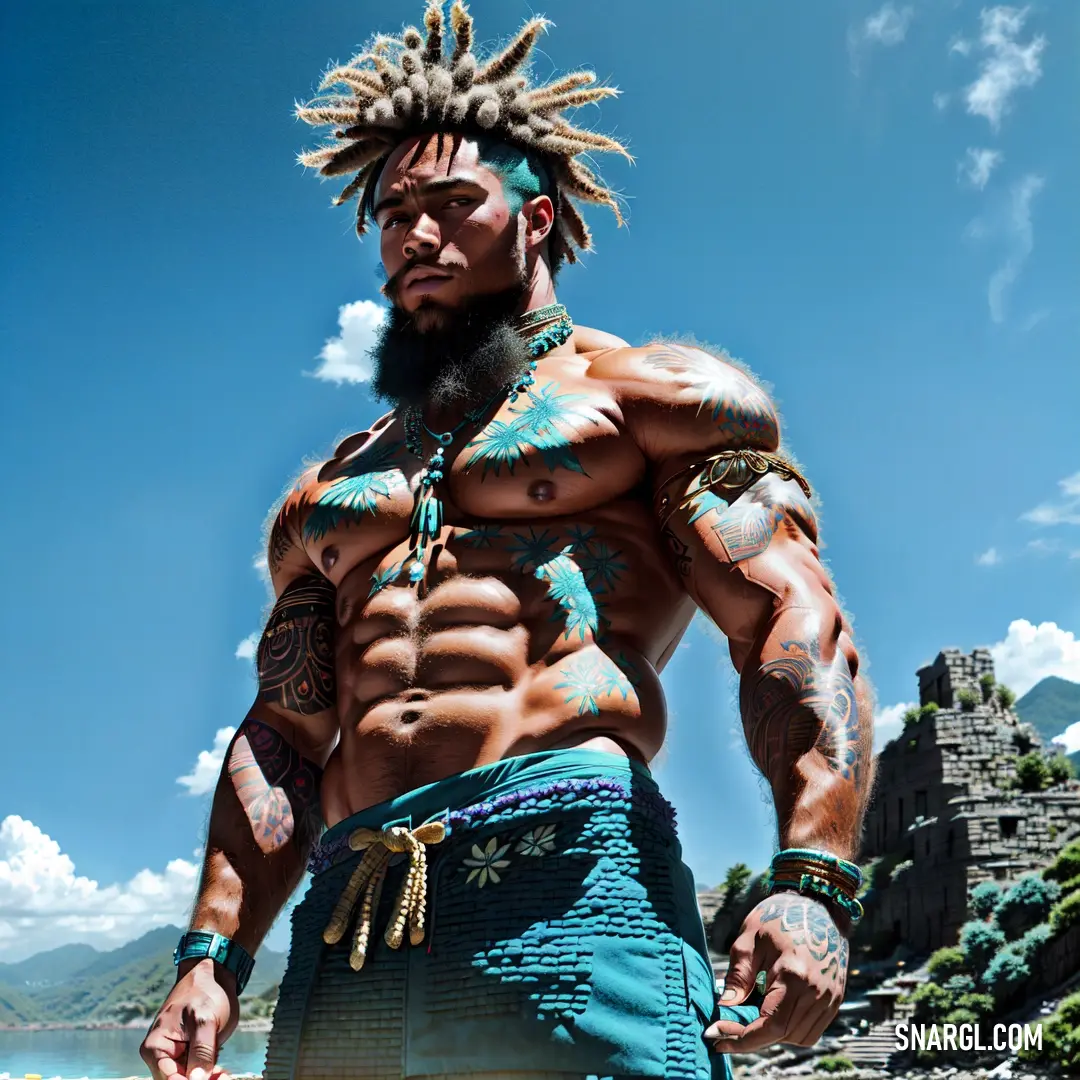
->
[[759, 893, 849, 985], [743, 639, 862, 785], [228, 718, 323, 855], [256, 574, 337, 714]]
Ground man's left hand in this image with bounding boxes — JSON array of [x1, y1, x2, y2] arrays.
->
[[705, 891, 850, 1052]]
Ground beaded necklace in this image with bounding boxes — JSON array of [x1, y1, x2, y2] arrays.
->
[[397, 303, 573, 590]]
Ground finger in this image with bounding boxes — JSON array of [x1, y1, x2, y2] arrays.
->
[[140, 1032, 182, 1080], [717, 931, 764, 1007], [779, 989, 827, 1047], [788, 995, 839, 1047], [184, 1015, 219, 1080], [713, 979, 797, 1052]]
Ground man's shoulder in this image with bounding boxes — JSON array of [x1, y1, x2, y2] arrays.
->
[[586, 340, 780, 458], [264, 411, 400, 583]]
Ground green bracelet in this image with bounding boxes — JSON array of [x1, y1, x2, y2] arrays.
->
[[772, 848, 862, 888], [769, 872, 864, 923], [174, 930, 255, 994]]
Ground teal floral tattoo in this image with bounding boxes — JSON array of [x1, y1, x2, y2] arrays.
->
[[555, 651, 639, 715], [463, 382, 604, 478], [305, 440, 408, 543]]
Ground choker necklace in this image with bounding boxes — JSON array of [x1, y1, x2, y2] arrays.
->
[[395, 304, 572, 592]]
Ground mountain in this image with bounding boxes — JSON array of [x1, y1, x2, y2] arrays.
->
[[0, 942, 99, 988], [0, 926, 287, 1026], [1015, 675, 1080, 768]]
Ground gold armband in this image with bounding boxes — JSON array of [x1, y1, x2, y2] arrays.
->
[[658, 449, 812, 531]]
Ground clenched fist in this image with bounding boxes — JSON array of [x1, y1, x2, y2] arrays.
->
[[705, 891, 850, 1052], [140, 958, 240, 1080]]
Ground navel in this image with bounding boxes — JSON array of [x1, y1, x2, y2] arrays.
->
[[528, 480, 557, 502], [321, 545, 340, 572]]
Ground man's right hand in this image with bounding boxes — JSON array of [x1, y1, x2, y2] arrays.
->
[[140, 959, 239, 1080]]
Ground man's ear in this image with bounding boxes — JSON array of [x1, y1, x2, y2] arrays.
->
[[522, 193, 555, 249]]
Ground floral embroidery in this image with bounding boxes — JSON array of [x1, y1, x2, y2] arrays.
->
[[463, 836, 511, 887], [516, 824, 557, 856]]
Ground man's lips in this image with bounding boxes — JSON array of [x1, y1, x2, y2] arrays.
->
[[402, 266, 453, 290]]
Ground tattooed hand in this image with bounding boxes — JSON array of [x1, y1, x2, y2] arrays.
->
[[705, 891, 850, 1051]]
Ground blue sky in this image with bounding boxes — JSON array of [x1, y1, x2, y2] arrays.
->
[[1, 0, 1078, 963]]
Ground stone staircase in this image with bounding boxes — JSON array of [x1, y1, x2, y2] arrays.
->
[[836, 1019, 901, 1068]]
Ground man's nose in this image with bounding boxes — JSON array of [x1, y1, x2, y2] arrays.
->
[[403, 214, 439, 260]]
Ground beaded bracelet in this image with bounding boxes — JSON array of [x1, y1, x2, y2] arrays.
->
[[768, 872, 864, 923]]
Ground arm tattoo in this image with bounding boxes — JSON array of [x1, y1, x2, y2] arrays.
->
[[257, 574, 337, 714], [759, 893, 849, 984], [228, 718, 323, 854], [641, 346, 778, 442], [744, 639, 861, 785]]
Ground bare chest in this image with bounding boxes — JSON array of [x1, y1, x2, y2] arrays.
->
[[296, 374, 647, 582]]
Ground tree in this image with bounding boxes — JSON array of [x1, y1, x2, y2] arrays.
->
[[979, 672, 996, 701], [1048, 754, 1076, 785], [960, 920, 1005, 970], [1044, 840, 1080, 884], [1015, 752, 1051, 792], [996, 684, 1017, 710], [969, 880, 1001, 920], [994, 875, 1060, 939], [720, 863, 752, 908]]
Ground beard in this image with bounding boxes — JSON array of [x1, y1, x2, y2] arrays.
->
[[368, 272, 533, 412]]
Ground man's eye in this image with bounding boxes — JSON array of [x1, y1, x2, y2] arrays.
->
[[446, 197, 473, 208]]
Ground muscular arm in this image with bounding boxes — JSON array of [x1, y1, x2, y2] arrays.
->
[[612, 342, 875, 857], [190, 555, 338, 956]]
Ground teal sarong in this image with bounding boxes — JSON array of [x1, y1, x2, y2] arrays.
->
[[262, 748, 757, 1079]]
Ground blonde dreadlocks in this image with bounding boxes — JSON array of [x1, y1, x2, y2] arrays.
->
[[295, 0, 631, 268]]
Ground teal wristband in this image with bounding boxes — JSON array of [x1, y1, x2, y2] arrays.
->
[[771, 848, 863, 888], [174, 931, 255, 995]]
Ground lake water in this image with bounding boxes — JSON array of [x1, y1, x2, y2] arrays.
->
[[0, 1029, 269, 1079]]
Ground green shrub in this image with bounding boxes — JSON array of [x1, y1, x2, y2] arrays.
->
[[983, 949, 1030, 1000], [1058, 873, 1080, 897], [1050, 889, 1080, 934], [1014, 922, 1052, 962], [942, 1007, 980, 1027], [902, 706, 921, 729], [956, 687, 979, 711], [1015, 752, 1051, 792], [994, 875, 1061, 938], [919, 702, 940, 721], [1044, 840, 1080, 884], [956, 991, 995, 1017], [969, 880, 1001, 919], [909, 981, 953, 1023], [1059, 991, 1080, 1028], [960, 920, 1005, 969], [941, 974, 976, 996], [815, 1056, 856, 1073], [979, 672, 996, 698], [997, 684, 1017, 709], [1018, 1013, 1080, 1070], [890, 859, 913, 882], [1048, 754, 1076, 784], [927, 946, 967, 982]]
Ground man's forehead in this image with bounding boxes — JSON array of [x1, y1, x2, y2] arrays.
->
[[378, 135, 488, 192]]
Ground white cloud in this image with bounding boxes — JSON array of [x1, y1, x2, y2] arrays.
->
[[986, 173, 1044, 324], [308, 299, 386, 384], [253, 552, 270, 584], [989, 619, 1080, 697], [976, 546, 1001, 566], [933, 92, 951, 111], [959, 148, 1003, 190], [964, 6, 1046, 131], [235, 632, 260, 661], [1052, 722, 1080, 756], [176, 727, 236, 796], [1021, 471, 1080, 527], [874, 701, 916, 753], [950, 38, 972, 57], [0, 816, 199, 962], [863, 3, 914, 46]]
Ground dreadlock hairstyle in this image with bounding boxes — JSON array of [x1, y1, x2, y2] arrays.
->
[[295, 0, 631, 273]]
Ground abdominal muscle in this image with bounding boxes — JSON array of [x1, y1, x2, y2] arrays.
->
[[317, 584, 673, 827]]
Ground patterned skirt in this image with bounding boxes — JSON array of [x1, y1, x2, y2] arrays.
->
[[261, 748, 757, 1079]]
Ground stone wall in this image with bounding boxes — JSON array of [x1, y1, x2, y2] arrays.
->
[[918, 647, 994, 709]]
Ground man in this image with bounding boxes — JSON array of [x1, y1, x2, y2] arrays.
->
[[142, 4, 875, 1079]]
